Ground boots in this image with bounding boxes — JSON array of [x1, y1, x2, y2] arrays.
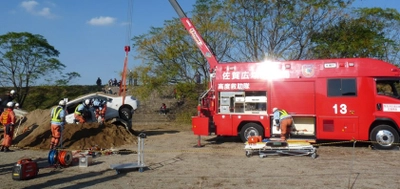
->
[[0, 146, 4, 152]]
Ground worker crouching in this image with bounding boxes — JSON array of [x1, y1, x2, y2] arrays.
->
[[1, 102, 16, 152], [50, 100, 67, 149], [273, 107, 293, 141], [74, 99, 91, 123]]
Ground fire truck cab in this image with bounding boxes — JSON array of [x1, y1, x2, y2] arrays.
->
[[169, 0, 400, 150]]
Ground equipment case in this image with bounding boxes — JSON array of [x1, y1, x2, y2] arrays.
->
[[12, 158, 39, 180]]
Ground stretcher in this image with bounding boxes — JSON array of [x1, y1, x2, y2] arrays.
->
[[244, 139, 317, 159]]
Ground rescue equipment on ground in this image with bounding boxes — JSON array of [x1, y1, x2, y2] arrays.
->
[[244, 138, 317, 159], [48, 149, 58, 165], [48, 149, 73, 167], [79, 156, 93, 167], [58, 150, 73, 166], [110, 133, 147, 174], [12, 158, 39, 180]]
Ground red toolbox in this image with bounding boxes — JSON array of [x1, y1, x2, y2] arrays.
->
[[12, 158, 39, 180]]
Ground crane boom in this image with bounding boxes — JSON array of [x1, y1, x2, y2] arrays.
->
[[168, 0, 219, 71]]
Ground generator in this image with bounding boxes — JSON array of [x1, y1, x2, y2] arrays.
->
[[12, 158, 39, 180]]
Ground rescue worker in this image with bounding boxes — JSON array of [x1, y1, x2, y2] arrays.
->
[[272, 107, 293, 141], [93, 99, 107, 124], [74, 99, 91, 123], [50, 100, 67, 149], [0, 102, 16, 152], [0, 90, 16, 115]]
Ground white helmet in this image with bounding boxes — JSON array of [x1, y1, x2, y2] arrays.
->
[[272, 107, 278, 112], [7, 101, 14, 107], [59, 100, 66, 106], [15, 103, 19, 107], [10, 90, 15, 95], [84, 99, 90, 105]]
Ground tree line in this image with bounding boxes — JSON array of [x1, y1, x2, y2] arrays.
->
[[1, 0, 400, 106], [130, 0, 400, 99]]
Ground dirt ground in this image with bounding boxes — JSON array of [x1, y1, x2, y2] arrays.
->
[[1, 120, 400, 189]]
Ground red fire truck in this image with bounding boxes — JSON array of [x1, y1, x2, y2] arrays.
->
[[169, 0, 400, 150]]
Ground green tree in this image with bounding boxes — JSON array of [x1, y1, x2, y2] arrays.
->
[[131, 0, 232, 99], [311, 8, 400, 61], [0, 32, 79, 106], [224, 0, 354, 61]]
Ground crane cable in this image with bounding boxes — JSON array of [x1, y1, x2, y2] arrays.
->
[[120, 0, 134, 104]]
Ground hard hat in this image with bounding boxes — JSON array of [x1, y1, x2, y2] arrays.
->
[[59, 100, 66, 106], [272, 107, 278, 112], [84, 99, 90, 105], [15, 103, 19, 107], [7, 101, 14, 107], [10, 90, 15, 94]]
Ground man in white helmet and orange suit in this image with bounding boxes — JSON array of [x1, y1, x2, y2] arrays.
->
[[50, 100, 67, 149], [1, 102, 16, 152], [74, 99, 91, 124]]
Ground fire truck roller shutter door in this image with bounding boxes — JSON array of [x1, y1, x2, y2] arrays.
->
[[369, 125, 399, 150], [239, 123, 264, 142]]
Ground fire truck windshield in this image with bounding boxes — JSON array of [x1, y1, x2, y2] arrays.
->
[[376, 78, 400, 98]]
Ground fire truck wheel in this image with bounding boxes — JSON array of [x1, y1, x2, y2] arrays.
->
[[370, 125, 399, 150], [240, 123, 263, 142]]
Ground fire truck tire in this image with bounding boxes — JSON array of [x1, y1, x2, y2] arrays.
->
[[370, 125, 399, 150], [240, 123, 263, 142]]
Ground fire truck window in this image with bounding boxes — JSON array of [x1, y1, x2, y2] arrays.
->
[[376, 80, 400, 98], [327, 78, 357, 97]]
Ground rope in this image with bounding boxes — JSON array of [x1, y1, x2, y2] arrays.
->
[[125, 0, 133, 46], [119, 0, 134, 102]]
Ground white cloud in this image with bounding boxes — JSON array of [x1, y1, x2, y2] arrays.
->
[[21, 1, 38, 12], [87, 16, 116, 26], [20, 0, 55, 18], [37, 7, 51, 17]]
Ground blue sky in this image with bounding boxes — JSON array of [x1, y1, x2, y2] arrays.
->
[[0, 0, 399, 85]]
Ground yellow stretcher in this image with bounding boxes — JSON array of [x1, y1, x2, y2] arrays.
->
[[244, 140, 317, 159]]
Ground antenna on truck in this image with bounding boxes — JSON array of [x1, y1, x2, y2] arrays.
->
[[168, 0, 219, 71]]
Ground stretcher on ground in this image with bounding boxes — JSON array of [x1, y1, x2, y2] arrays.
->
[[244, 139, 317, 159]]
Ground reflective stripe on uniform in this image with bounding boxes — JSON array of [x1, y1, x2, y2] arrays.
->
[[51, 107, 63, 122]]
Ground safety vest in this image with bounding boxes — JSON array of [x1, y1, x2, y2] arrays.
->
[[74, 104, 83, 115], [51, 106, 63, 122], [1, 109, 10, 125], [279, 109, 291, 119]]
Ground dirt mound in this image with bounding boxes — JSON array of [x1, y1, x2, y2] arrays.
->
[[13, 109, 136, 150]]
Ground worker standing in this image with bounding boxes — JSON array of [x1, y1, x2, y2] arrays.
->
[[0, 102, 16, 152], [272, 107, 293, 141], [74, 99, 91, 123], [50, 100, 67, 149]]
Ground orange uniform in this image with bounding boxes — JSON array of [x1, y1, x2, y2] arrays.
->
[[95, 104, 107, 123], [50, 105, 66, 149], [1, 107, 16, 150]]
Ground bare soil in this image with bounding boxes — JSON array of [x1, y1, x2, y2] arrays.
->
[[0, 115, 400, 189]]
